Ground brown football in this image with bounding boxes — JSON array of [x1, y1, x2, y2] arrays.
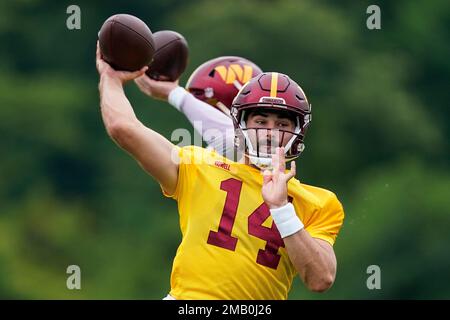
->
[[146, 30, 189, 81], [98, 14, 155, 71]]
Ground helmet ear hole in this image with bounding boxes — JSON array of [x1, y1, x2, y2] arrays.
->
[[190, 89, 204, 97], [208, 69, 216, 77]]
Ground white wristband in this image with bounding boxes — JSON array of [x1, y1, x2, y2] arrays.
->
[[270, 202, 304, 238], [168, 86, 188, 111]]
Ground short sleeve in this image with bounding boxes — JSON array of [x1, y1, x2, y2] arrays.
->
[[161, 146, 197, 200], [304, 193, 345, 246]]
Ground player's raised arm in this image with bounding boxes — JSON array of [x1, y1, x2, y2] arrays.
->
[[135, 56, 264, 159], [96, 43, 179, 195]]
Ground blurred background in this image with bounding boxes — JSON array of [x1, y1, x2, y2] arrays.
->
[[0, 0, 449, 299]]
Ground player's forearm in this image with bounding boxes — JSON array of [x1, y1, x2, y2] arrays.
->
[[283, 231, 336, 292], [99, 75, 140, 137], [99, 75, 179, 194], [181, 93, 233, 134], [169, 88, 234, 143]]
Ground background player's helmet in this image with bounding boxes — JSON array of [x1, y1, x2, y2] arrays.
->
[[185, 56, 263, 113], [231, 72, 312, 169]]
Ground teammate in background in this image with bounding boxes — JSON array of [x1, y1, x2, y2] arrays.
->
[[96, 43, 344, 299], [135, 56, 262, 160]]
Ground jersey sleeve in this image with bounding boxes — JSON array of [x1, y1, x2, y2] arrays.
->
[[161, 146, 208, 201], [161, 146, 195, 201], [304, 192, 345, 246]]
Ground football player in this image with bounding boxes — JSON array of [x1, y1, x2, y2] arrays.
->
[[134, 56, 262, 160], [96, 43, 344, 299]]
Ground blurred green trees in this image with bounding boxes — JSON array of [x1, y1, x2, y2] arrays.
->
[[0, 0, 448, 299]]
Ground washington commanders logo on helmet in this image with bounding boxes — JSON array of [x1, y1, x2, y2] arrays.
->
[[185, 56, 263, 111], [214, 64, 254, 85]]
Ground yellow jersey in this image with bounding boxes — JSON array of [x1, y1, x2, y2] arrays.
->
[[162, 146, 344, 300]]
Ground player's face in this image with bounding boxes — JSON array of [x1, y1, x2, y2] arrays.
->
[[246, 110, 296, 155]]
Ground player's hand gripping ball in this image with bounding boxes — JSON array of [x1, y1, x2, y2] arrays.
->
[[98, 14, 155, 71]]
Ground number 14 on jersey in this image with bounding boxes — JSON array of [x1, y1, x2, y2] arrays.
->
[[207, 178, 285, 269]]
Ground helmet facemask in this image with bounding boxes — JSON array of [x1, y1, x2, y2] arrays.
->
[[234, 109, 309, 170]]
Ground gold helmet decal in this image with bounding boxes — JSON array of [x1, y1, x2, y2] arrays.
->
[[214, 64, 254, 84], [270, 72, 278, 97]]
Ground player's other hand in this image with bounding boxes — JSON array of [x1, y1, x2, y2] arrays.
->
[[134, 73, 179, 101], [262, 147, 296, 209], [96, 41, 147, 84]]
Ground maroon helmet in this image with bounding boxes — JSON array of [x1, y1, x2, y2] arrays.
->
[[185, 56, 263, 114], [231, 72, 311, 168]]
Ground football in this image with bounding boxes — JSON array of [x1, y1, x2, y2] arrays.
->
[[146, 30, 189, 81], [98, 14, 155, 71]]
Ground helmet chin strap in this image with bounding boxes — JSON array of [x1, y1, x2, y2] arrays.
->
[[215, 101, 231, 117], [233, 80, 243, 90]]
